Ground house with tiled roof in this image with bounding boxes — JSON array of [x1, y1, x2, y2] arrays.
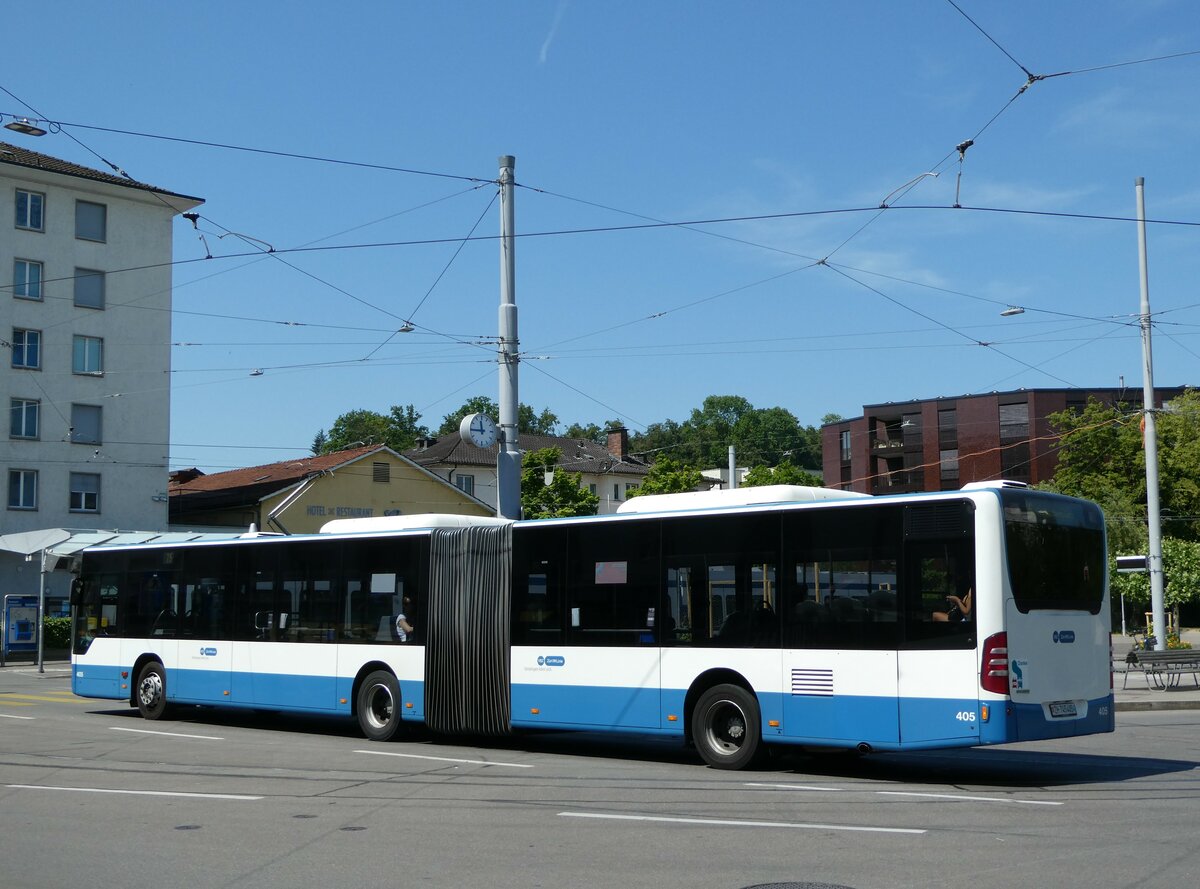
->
[[169, 445, 493, 533], [404, 427, 650, 515], [2, 138, 202, 611]]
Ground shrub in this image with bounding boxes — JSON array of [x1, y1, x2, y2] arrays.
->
[[42, 616, 72, 649]]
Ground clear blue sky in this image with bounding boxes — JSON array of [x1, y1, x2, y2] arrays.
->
[[6, 2, 1199, 473]]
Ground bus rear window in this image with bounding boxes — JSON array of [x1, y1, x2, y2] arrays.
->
[[1002, 491, 1105, 613]]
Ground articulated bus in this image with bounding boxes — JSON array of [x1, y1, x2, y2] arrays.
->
[[70, 482, 1113, 768]]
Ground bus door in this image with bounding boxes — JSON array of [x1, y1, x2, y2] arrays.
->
[[235, 545, 339, 710], [896, 514, 980, 745], [174, 576, 232, 704], [782, 555, 900, 746]]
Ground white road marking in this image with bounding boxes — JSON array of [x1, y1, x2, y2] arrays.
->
[[355, 749, 533, 768], [745, 782, 845, 792], [110, 727, 224, 741], [7, 784, 260, 801], [0, 713, 35, 720], [558, 811, 926, 834], [877, 791, 1063, 806]]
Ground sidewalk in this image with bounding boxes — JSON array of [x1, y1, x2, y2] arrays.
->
[[1111, 628, 1200, 712]]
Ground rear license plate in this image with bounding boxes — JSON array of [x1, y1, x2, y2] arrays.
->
[[1049, 701, 1078, 718]]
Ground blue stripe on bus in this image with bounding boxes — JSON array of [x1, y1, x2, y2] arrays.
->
[[75, 663, 1113, 749], [73, 664, 425, 720], [72, 664, 125, 700]]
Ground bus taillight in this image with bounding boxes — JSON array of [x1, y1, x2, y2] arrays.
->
[[981, 632, 1009, 695]]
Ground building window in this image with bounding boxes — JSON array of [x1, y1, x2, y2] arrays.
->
[[8, 469, 38, 510], [938, 408, 957, 449], [613, 483, 620, 501], [71, 404, 102, 444], [839, 430, 852, 462], [73, 335, 104, 375], [74, 268, 105, 309], [15, 189, 44, 231], [455, 474, 475, 497], [10, 398, 39, 439], [939, 448, 959, 485], [11, 328, 41, 369], [588, 483, 598, 495], [75, 200, 107, 242], [13, 260, 43, 300], [998, 402, 1029, 441], [625, 483, 639, 496], [372, 461, 391, 483], [69, 472, 101, 513]]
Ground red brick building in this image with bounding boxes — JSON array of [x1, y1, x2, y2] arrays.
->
[[822, 387, 1188, 495]]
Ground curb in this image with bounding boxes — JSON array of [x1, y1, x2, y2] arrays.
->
[[1116, 700, 1200, 712]]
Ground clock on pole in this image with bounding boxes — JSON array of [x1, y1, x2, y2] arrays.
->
[[459, 412, 497, 448]]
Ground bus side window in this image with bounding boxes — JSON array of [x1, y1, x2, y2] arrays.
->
[[903, 543, 975, 649]]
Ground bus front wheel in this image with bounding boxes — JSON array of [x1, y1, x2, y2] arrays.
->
[[357, 670, 403, 741], [135, 661, 170, 720], [692, 683, 762, 770]]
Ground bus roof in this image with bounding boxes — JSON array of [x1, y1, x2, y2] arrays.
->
[[319, 514, 512, 535], [615, 484, 869, 515]]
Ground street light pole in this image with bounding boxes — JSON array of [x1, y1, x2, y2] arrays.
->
[[496, 155, 522, 519], [1135, 177, 1167, 651]]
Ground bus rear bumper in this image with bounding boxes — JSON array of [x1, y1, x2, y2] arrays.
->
[[986, 692, 1115, 742]]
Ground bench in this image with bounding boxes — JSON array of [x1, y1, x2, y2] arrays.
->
[[1123, 649, 1200, 690]]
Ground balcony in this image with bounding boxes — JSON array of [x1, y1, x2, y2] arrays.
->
[[870, 470, 923, 494]]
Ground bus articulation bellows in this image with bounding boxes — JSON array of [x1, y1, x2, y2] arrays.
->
[[71, 482, 1113, 769]]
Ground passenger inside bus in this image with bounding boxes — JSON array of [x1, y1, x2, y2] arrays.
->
[[933, 587, 972, 622]]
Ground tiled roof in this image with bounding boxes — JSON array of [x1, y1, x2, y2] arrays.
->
[[405, 433, 650, 477], [0, 140, 202, 203], [169, 445, 388, 502]]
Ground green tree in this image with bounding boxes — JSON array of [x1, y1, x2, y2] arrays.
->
[[438, 396, 499, 435], [1110, 537, 1200, 622], [564, 420, 624, 444], [1043, 390, 1200, 616], [627, 456, 703, 497], [521, 448, 599, 518], [320, 404, 429, 454], [628, 397, 822, 470], [323, 409, 393, 452], [1043, 391, 1200, 552], [564, 422, 604, 442], [310, 429, 328, 455], [438, 396, 559, 437], [741, 463, 823, 487]]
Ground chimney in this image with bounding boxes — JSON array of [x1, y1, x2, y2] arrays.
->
[[606, 427, 629, 461]]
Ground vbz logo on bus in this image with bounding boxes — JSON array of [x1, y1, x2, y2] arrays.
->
[[1052, 630, 1076, 644], [199, 646, 218, 657]]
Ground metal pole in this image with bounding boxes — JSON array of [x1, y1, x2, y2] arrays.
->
[[1135, 177, 1167, 651], [496, 155, 522, 519], [728, 445, 737, 489], [37, 549, 46, 673]]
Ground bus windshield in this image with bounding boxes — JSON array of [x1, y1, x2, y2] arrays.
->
[[1002, 489, 1105, 614]]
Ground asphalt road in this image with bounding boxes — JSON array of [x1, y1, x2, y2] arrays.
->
[[1, 665, 1197, 889]]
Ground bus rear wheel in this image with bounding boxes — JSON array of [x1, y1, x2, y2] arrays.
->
[[135, 661, 171, 720], [357, 670, 403, 741], [692, 683, 762, 770]]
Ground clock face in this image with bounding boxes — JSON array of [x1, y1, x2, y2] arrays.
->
[[459, 412, 497, 448]]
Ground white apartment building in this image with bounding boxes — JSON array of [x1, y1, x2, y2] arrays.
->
[[1, 140, 202, 607]]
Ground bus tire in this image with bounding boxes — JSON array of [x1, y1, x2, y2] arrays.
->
[[692, 683, 762, 770], [135, 661, 171, 720], [357, 670, 403, 741]]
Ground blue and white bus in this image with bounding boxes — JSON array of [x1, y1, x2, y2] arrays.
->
[[70, 481, 1113, 769]]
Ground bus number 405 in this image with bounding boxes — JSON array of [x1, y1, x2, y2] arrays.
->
[[955, 711, 977, 722]]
